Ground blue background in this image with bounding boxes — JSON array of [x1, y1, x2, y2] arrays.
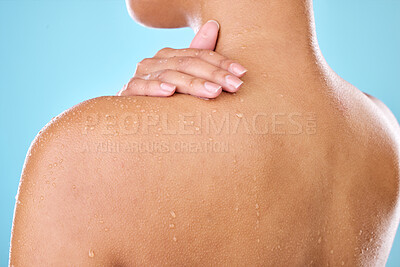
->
[[0, 0, 399, 265]]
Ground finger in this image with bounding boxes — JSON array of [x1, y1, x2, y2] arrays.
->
[[143, 69, 222, 99], [119, 78, 176, 97], [190, 20, 220, 50], [151, 48, 247, 77], [137, 57, 244, 93]]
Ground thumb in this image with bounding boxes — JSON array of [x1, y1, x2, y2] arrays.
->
[[189, 20, 220, 50]]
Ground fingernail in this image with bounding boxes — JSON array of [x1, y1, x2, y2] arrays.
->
[[201, 20, 220, 39], [160, 83, 176, 92], [229, 63, 247, 76], [204, 82, 222, 93], [207, 20, 220, 30], [226, 75, 244, 90]]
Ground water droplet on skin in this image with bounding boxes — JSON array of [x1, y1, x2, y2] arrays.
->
[[212, 109, 217, 113], [52, 183, 56, 187], [88, 249, 95, 258], [46, 180, 50, 184], [236, 113, 243, 118], [169, 224, 175, 229], [255, 203, 259, 209], [104, 228, 109, 232], [99, 220, 104, 224], [170, 211, 176, 218], [173, 236, 177, 242], [72, 185, 76, 189], [359, 230, 363, 235], [40, 196, 44, 200], [49, 164, 52, 168]]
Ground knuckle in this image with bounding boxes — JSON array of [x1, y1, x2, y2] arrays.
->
[[142, 81, 151, 94], [187, 56, 202, 66], [211, 68, 226, 80], [177, 57, 193, 68], [188, 77, 203, 88], [157, 69, 172, 80], [219, 58, 233, 69], [156, 47, 172, 56], [136, 58, 151, 73], [139, 58, 151, 65], [127, 77, 137, 87], [124, 78, 139, 94], [191, 49, 201, 57], [198, 49, 211, 58]]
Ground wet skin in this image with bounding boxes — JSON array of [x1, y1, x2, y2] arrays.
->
[[10, 0, 400, 265], [10, 69, 400, 265]]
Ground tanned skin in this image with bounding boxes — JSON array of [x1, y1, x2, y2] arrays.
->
[[10, 0, 400, 266]]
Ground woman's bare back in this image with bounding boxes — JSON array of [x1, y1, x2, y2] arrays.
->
[[10, 72, 400, 266]]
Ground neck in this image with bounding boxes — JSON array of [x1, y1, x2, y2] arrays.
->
[[186, 0, 328, 81]]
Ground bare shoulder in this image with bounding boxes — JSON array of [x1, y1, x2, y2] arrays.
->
[[10, 94, 239, 265], [10, 96, 170, 265], [363, 92, 400, 134]]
